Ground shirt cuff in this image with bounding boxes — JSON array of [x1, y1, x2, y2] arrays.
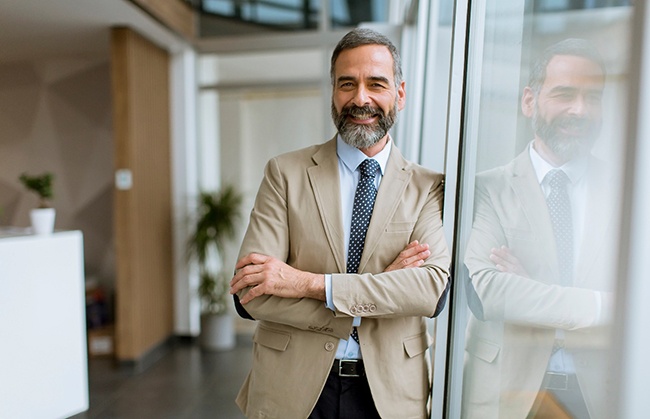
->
[[594, 290, 614, 326], [325, 274, 335, 311]]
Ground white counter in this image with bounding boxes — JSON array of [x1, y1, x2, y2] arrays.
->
[[0, 230, 89, 419]]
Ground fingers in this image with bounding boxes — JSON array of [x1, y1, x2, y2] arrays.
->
[[490, 248, 512, 271], [401, 248, 431, 268], [235, 252, 269, 270], [230, 254, 312, 303], [491, 246, 517, 263], [401, 241, 430, 266], [384, 241, 430, 272], [239, 285, 263, 305], [230, 263, 263, 294], [489, 246, 529, 277]]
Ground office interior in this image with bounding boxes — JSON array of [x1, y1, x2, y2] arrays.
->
[[1, 0, 649, 418]]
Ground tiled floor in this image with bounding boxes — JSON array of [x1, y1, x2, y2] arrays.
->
[[70, 335, 252, 419]]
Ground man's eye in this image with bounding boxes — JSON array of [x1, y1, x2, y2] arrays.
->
[[587, 93, 602, 103], [554, 93, 574, 101]]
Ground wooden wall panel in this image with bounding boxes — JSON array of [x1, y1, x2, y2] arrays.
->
[[111, 27, 174, 362], [129, 0, 196, 40]]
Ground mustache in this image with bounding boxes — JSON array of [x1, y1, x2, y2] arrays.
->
[[552, 116, 591, 131], [339, 105, 385, 120]]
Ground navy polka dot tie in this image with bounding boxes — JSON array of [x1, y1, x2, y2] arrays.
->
[[546, 169, 573, 286], [347, 158, 379, 343]]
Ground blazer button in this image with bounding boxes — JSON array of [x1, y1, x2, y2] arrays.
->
[[369, 304, 376, 312], [362, 304, 369, 312], [350, 306, 358, 314], [325, 342, 335, 352]]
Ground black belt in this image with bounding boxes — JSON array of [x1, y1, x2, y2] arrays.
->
[[331, 359, 365, 377]]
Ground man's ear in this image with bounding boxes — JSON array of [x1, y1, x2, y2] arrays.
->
[[521, 86, 535, 118], [397, 81, 406, 111]]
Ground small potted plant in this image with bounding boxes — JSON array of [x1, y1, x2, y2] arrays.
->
[[187, 185, 242, 351], [19, 172, 56, 235]]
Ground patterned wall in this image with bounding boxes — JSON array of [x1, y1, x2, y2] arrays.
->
[[0, 58, 115, 287]]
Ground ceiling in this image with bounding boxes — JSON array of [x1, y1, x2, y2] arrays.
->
[[0, 0, 188, 64]]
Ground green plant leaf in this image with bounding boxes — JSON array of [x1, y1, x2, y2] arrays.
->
[[187, 185, 243, 315], [19, 172, 54, 208]]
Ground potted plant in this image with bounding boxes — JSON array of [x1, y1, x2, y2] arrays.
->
[[187, 185, 242, 351], [19, 172, 56, 235]]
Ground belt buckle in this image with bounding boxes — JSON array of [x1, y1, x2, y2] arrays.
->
[[338, 360, 360, 377], [545, 372, 569, 391]]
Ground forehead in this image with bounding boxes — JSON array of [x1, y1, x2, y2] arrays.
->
[[333, 44, 395, 79], [542, 55, 605, 91]]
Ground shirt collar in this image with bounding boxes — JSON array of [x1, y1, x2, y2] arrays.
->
[[528, 141, 588, 185], [336, 134, 391, 175]]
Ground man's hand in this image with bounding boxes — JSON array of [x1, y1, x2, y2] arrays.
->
[[384, 240, 430, 272], [230, 253, 325, 304], [490, 245, 530, 278]]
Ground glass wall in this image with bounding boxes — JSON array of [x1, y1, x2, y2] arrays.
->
[[446, 1, 632, 418], [197, 0, 394, 30]]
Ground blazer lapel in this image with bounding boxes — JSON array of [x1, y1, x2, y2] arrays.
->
[[510, 151, 561, 283], [358, 145, 411, 273], [307, 138, 347, 273]]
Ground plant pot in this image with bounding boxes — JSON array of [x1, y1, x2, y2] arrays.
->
[[200, 312, 235, 351], [30, 208, 56, 235]]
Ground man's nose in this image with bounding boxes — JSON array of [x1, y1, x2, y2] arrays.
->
[[568, 95, 588, 116], [351, 86, 371, 107]]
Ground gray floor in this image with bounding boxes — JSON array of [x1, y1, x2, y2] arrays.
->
[[70, 335, 252, 419]]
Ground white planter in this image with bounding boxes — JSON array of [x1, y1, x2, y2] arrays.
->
[[200, 312, 235, 351], [30, 208, 56, 235]]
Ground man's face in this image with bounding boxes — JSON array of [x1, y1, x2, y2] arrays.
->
[[331, 44, 406, 150], [523, 55, 605, 163]]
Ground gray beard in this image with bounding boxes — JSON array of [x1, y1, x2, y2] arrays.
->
[[532, 109, 598, 162], [332, 103, 397, 149]]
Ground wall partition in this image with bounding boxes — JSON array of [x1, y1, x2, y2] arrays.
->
[[441, 1, 633, 418]]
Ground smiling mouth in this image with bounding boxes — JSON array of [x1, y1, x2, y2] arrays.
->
[[558, 121, 591, 137], [348, 114, 378, 124]]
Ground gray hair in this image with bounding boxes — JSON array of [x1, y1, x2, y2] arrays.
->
[[330, 28, 403, 88], [528, 38, 607, 93]]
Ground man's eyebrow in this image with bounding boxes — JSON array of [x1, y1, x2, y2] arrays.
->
[[549, 85, 602, 95], [367, 76, 391, 84], [336, 75, 391, 84], [548, 85, 577, 94], [336, 75, 356, 84]]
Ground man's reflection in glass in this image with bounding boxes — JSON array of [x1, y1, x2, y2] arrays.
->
[[462, 39, 617, 419]]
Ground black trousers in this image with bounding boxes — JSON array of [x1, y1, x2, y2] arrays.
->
[[308, 368, 381, 419]]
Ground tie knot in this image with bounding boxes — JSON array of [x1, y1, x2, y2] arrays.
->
[[359, 159, 379, 179], [547, 169, 570, 190]]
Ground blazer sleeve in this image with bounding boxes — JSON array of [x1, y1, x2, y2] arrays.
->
[[234, 157, 353, 340]]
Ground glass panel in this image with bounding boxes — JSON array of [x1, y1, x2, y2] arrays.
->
[[198, 0, 393, 31], [201, 0, 318, 29], [452, 1, 633, 418], [330, 0, 390, 28]]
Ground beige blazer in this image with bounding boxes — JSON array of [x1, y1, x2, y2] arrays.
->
[[234, 138, 450, 419], [462, 150, 617, 419]]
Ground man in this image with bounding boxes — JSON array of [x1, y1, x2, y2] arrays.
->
[[462, 39, 618, 418], [229, 28, 451, 418]]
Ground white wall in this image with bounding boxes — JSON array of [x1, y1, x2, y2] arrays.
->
[[197, 48, 329, 334]]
